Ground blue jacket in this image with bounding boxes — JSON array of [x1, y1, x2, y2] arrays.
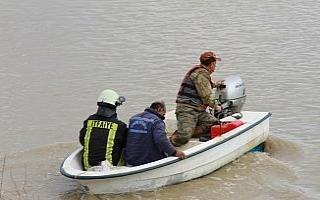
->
[[125, 107, 176, 166]]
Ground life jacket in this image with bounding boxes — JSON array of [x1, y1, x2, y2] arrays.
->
[[177, 65, 214, 106]]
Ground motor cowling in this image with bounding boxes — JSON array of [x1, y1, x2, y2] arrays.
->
[[214, 75, 246, 119]]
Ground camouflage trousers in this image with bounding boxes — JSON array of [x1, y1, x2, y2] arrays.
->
[[170, 105, 219, 147]]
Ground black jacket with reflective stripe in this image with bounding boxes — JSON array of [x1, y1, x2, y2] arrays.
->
[[79, 114, 128, 170]]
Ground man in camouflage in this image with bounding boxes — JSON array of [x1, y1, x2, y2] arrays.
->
[[170, 51, 224, 147]]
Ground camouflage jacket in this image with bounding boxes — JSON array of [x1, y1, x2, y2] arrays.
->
[[176, 65, 218, 111]]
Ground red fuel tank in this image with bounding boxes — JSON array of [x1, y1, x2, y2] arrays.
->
[[211, 120, 244, 139]]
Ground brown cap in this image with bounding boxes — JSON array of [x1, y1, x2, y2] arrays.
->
[[200, 51, 221, 63]]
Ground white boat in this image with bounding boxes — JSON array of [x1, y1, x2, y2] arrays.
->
[[60, 110, 271, 194], [60, 75, 272, 194]]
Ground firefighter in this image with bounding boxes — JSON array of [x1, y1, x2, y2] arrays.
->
[[79, 89, 128, 170]]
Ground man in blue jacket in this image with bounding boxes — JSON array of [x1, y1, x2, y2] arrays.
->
[[125, 101, 186, 166]]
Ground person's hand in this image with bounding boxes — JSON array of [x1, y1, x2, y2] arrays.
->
[[175, 150, 187, 159], [214, 105, 222, 113], [216, 80, 225, 87]]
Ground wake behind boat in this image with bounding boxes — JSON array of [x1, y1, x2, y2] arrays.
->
[[60, 75, 272, 194]]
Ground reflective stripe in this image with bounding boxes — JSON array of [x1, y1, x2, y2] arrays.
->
[[83, 120, 119, 170], [129, 129, 148, 134], [105, 123, 118, 165], [83, 125, 93, 170], [87, 120, 116, 129], [117, 149, 125, 166]]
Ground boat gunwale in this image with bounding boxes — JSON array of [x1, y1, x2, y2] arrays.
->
[[60, 112, 272, 180]]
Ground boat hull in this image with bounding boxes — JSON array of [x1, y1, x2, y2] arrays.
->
[[60, 111, 271, 194]]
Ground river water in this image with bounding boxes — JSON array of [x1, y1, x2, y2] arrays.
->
[[1, 0, 319, 199]]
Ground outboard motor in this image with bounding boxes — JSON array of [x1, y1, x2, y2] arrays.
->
[[214, 75, 246, 119]]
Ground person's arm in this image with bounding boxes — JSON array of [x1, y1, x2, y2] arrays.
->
[[79, 119, 88, 146], [152, 120, 186, 159], [152, 120, 177, 156], [119, 122, 128, 148], [191, 72, 218, 109]]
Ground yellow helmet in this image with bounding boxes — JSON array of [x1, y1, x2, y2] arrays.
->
[[97, 89, 125, 107]]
